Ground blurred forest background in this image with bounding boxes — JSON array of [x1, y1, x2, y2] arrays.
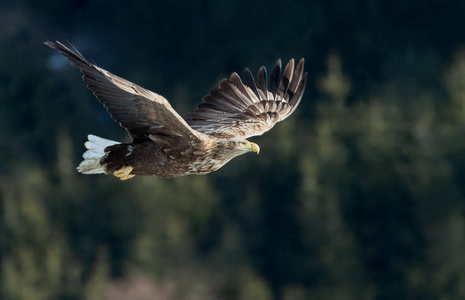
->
[[2, 0, 465, 299]]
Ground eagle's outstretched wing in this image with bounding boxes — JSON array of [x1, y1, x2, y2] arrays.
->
[[45, 41, 200, 145], [185, 59, 307, 138]]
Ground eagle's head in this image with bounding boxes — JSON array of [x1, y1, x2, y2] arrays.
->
[[221, 138, 260, 156]]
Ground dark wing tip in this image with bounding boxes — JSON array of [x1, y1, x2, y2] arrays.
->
[[289, 71, 307, 108], [256, 66, 268, 99], [44, 40, 55, 48], [242, 68, 261, 99], [277, 58, 295, 100], [44, 40, 61, 46], [286, 58, 305, 101], [44, 40, 92, 69], [269, 59, 282, 98], [44, 40, 69, 52]]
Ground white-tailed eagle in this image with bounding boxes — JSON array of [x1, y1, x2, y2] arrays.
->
[[45, 41, 307, 180]]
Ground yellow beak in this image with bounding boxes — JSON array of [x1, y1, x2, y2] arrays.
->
[[249, 142, 260, 154]]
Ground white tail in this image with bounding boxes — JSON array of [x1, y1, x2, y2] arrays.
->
[[77, 134, 120, 174]]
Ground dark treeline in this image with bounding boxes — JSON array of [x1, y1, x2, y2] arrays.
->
[[2, 1, 465, 299]]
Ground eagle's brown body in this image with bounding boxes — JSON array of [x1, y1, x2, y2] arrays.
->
[[103, 137, 248, 177], [45, 41, 307, 180]]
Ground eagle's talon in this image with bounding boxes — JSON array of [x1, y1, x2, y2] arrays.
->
[[113, 165, 135, 180]]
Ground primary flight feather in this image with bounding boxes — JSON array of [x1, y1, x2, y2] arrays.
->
[[45, 41, 307, 180]]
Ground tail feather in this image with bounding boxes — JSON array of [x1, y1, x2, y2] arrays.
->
[[77, 134, 120, 174]]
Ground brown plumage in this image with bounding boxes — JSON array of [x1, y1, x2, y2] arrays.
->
[[45, 41, 307, 180]]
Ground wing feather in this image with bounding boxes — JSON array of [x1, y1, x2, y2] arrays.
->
[[256, 66, 268, 100], [186, 58, 307, 138], [230, 72, 260, 103], [277, 58, 294, 101], [220, 79, 256, 108], [45, 41, 199, 144], [286, 58, 305, 101], [269, 59, 282, 99], [242, 68, 261, 100]]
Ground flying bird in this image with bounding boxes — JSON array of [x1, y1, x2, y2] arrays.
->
[[45, 41, 307, 180]]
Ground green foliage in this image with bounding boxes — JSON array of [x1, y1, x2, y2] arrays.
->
[[2, 1, 465, 299]]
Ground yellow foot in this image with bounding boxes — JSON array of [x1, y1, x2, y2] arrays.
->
[[113, 165, 135, 180]]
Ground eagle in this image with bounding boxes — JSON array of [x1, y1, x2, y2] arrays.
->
[[45, 41, 307, 180]]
